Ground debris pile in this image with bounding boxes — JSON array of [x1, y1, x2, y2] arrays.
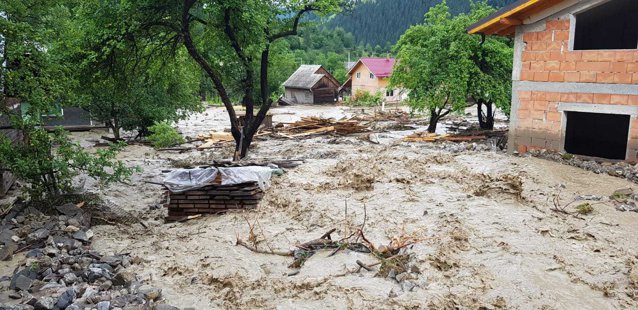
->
[[235, 207, 425, 294], [166, 182, 264, 217], [277, 117, 368, 137], [404, 129, 507, 143], [0, 199, 175, 309], [196, 131, 234, 149]]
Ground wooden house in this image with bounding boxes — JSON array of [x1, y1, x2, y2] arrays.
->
[[468, 0, 638, 161], [281, 65, 340, 104]]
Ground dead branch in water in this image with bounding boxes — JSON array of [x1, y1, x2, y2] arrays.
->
[[235, 238, 293, 257], [236, 202, 425, 274]]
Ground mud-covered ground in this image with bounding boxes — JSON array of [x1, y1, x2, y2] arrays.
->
[[5, 105, 638, 309]]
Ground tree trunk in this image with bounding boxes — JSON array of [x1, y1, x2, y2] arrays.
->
[[427, 109, 439, 133], [477, 100, 494, 130]]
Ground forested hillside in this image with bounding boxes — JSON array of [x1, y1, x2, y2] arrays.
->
[[327, 0, 518, 46]]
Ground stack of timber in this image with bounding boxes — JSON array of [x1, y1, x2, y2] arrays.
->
[[278, 117, 368, 137], [166, 181, 264, 217]]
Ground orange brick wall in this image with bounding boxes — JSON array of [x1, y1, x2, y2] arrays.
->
[[520, 19, 638, 84], [516, 91, 638, 160]]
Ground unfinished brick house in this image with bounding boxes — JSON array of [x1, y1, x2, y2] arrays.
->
[[468, 0, 638, 160]]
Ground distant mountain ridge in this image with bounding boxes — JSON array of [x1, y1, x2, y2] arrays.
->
[[326, 0, 518, 46]]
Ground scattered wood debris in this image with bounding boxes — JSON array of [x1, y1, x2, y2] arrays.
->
[[276, 117, 368, 137], [236, 203, 426, 280], [196, 132, 234, 149], [404, 129, 507, 143]]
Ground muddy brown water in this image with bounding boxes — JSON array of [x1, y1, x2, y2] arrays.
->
[[4, 106, 637, 309]]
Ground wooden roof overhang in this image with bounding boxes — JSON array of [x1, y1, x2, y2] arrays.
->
[[467, 0, 566, 36]]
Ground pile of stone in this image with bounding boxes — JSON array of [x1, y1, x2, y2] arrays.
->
[[0, 201, 180, 310], [165, 182, 264, 217]]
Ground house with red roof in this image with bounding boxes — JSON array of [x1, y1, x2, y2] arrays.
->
[[340, 57, 404, 102]]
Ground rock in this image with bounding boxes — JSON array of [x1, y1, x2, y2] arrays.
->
[[51, 237, 78, 250], [9, 290, 22, 299], [64, 225, 80, 233], [10, 269, 37, 290], [34, 296, 56, 310], [66, 305, 82, 310], [14, 274, 34, 291], [88, 267, 111, 282], [81, 286, 99, 299], [97, 301, 110, 310], [140, 287, 162, 301], [67, 218, 81, 227], [56, 203, 81, 216], [25, 248, 44, 258], [99, 280, 113, 291], [113, 271, 136, 287], [613, 188, 634, 197], [63, 272, 79, 284], [616, 203, 638, 212], [101, 256, 122, 267], [43, 247, 59, 257], [90, 263, 114, 273], [0, 229, 16, 244], [401, 280, 417, 292], [121, 256, 131, 268], [56, 288, 76, 309], [156, 305, 180, 310], [0, 241, 18, 261], [72, 230, 91, 242], [27, 228, 50, 241]]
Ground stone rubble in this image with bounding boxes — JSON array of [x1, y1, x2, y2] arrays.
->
[[0, 201, 183, 310]]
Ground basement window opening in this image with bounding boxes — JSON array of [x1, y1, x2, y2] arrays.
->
[[564, 111, 629, 160], [573, 0, 638, 50]]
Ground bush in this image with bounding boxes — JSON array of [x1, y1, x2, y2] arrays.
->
[[147, 122, 185, 149], [347, 90, 384, 107], [0, 125, 138, 199]]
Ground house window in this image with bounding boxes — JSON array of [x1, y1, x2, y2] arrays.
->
[[573, 0, 638, 50], [386, 89, 394, 97], [370, 73, 374, 79], [305, 91, 311, 99], [356, 72, 361, 79]]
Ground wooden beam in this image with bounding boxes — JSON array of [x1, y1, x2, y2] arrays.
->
[[500, 17, 522, 26]]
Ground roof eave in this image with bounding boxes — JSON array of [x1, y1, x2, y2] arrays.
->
[[466, 0, 563, 36]]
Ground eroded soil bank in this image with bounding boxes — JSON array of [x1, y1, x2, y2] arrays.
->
[[3, 105, 638, 309]]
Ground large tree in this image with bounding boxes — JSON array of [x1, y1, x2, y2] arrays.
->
[[0, 1, 137, 199], [392, 1, 512, 133], [125, 0, 349, 159]]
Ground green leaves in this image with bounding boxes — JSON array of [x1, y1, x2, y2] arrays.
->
[[147, 122, 185, 149], [0, 125, 138, 199], [392, 0, 512, 117]]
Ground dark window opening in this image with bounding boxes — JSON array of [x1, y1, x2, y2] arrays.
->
[[564, 111, 629, 160], [573, 0, 638, 50]]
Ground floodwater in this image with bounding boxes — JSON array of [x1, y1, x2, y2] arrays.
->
[[51, 105, 638, 308]]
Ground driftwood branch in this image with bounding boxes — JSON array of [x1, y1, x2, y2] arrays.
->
[[235, 239, 293, 257]]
